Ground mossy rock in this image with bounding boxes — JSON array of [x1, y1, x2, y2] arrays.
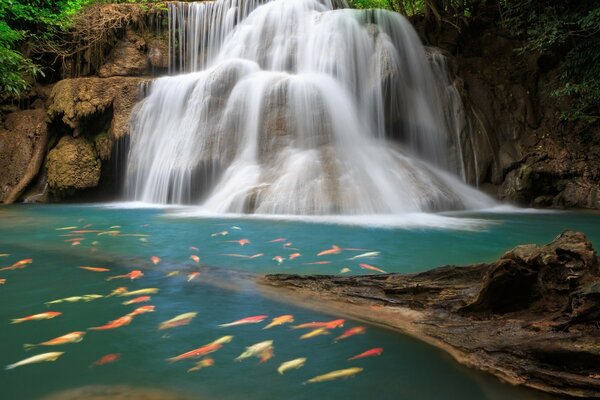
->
[[47, 136, 101, 192]]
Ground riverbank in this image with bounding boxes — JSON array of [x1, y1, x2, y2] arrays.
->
[[259, 230, 600, 398]]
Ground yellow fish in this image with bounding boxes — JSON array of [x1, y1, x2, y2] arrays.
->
[[278, 358, 306, 375], [305, 367, 363, 384], [187, 357, 214, 372], [159, 312, 197, 330], [210, 335, 234, 345], [118, 288, 160, 297], [24, 331, 85, 350], [300, 328, 330, 339], [165, 271, 180, 277], [263, 315, 294, 329], [6, 352, 64, 369]]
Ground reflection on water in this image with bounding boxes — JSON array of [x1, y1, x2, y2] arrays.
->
[[0, 204, 596, 399]]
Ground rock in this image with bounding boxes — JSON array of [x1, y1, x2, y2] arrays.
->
[[47, 136, 101, 192], [47, 76, 147, 140], [0, 110, 48, 203], [260, 231, 600, 398], [40, 385, 192, 400], [98, 30, 148, 78], [147, 31, 169, 70]]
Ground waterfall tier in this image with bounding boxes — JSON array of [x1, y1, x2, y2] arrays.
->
[[125, 0, 493, 214]]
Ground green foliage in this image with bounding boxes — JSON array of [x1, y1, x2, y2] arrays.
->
[[502, 0, 600, 122]]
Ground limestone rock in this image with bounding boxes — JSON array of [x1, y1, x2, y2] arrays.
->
[[98, 30, 148, 78], [47, 76, 147, 139], [0, 110, 48, 203], [47, 136, 101, 192]]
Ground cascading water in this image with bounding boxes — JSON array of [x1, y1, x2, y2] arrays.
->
[[125, 0, 494, 214]]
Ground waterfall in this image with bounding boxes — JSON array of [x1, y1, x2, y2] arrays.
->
[[125, 0, 493, 214]]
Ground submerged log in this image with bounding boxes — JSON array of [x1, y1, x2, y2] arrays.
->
[[259, 230, 600, 398]]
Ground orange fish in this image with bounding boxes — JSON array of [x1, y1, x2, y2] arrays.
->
[[187, 272, 200, 282], [292, 319, 345, 330], [106, 270, 144, 281], [122, 296, 151, 305], [190, 255, 200, 263], [91, 353, 121, 367], [127, 305, 155, 317], [225, 239, 250, 246], [268, 238, 286, 243], [88, 315, 132, 330], [272, 256, 285, 265], [263, 315, 294, 329], [151, 256, 161, 265], [79, 266, 110, 272], [348, 347, 383, 361], [289, 253, 301, 260], [0, 258, 32, 271], [187, 357, 214, 372], [334, 326, 366, 341], [317, 245, 342, 256], [11, 311, 61, 324], [219, 315, 268, 327], [259, 347, 274, 363], [0, 278, 5, 284], [359, 263, 386, 273], [24, 331, 86, 350], [303, 261, 332, 265], [167, 343, 222, 362], [107, 287, 128, 297]]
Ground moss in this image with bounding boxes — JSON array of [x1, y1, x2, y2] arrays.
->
[[47, 136, 101, 192]]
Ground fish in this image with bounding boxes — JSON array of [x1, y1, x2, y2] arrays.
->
[[223, 253, 252, 258], [56, 226, 77, 230], [165, 271, 180, 277], [219, 315, 268, 327], [300, 328, 330, 339], [91, 353, 120, 367], [190, 255, 200, 263], [126, 305, 155, 317], [159, 312, 197, 330], [304, 367, 363, 384], [225, 239, 250, 246], [190, 246, 199, 251], [109, 226, 121, 229], [358, 263, 386, 273], [210, 231, 228, 237], [107, 287, 128, 297], [277, 358, 306, 375], [210, 335, 234, 345], [150, 256, 161, 265], [0, 258, 33, 271], [317, 245, 342, 256], [263, 315, 294, 329], [24, 331, 85, 350], [71, 241, 81, 246], [139, 238, 148, 243], [122, 296, 151, 305], [106, 270, 144, 281], [234, 340, 273, 362], [45, 294, 103, 305], [97, 230, 120, 236], [79, 266, 110, 272], [340, 267, 351, 274], [0, 278, 5, 284], [187, 271, 200, 282], [88, 315, 132, 330], [168, 343, 222, 362], [348, 252, 380, 260], [64, 238, 84, 242], [118, 288, 160, 297], [0, 253, 9, 257], [334, 326, 366, 341], [187, 357, 215, 372], [272, 256, 285, 265], [268, 238, 286, 243], [6, 352, 64, 370], [259, 347, 274, 363], [292, 319, 345, 330], [348, 347, 384, 361], [289, 252, 301, 260], [249, 253, 264, 259], [11, 311, 62, 324], [303, 261, 332, 265]]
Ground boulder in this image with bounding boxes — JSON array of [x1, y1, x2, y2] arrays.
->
[[0, 110, 48, 203], [47, 136, 101, 192]]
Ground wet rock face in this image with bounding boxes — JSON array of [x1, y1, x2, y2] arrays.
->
[[47, 136, 101, 192], [98, 30, 149, 78], [0, 110, 48, 203]]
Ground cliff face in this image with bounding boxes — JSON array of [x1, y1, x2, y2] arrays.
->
[[0, 6, 598, 208], [414, 17, 600, 209]]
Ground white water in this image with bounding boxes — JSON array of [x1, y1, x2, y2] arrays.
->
[[125, 0, 494, 214]]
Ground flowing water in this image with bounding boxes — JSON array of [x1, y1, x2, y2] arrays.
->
[[1, 204, 598, 399], [126, 0, 490, 213]]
